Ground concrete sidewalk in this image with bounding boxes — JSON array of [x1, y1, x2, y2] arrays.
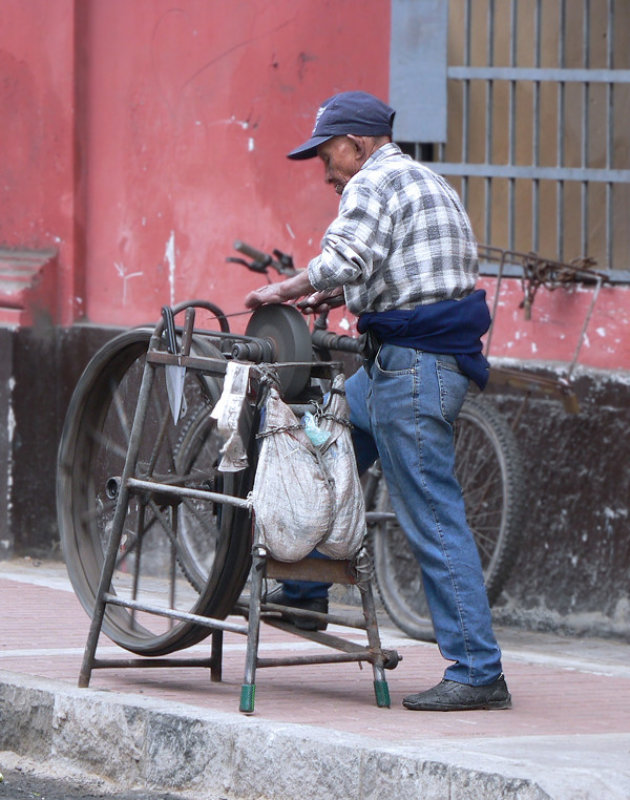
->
[[1, 558, 629, 799]]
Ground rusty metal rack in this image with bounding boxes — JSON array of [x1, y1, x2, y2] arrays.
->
[[478, 245, 614, 415], [72, 300, 399, 714]]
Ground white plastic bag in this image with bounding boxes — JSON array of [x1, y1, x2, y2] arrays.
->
[[251, 375, 366, 562], [210, 362, 252, 472]]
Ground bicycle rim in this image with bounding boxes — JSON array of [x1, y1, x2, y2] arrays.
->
[[56, 328, 254, 656]]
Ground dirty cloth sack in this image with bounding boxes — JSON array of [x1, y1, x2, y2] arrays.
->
[[251, 375, 366, 562]]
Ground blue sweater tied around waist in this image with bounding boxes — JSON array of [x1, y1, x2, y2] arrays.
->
[[357, 289, 492, 390]]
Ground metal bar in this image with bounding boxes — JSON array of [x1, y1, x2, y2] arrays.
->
[[262, 616, 369, 643], [90, 657, 217, 670], [532, 0, 542, 251], [508, 0, 517, 250], [606, 0, 615, 266], [581, 0, 590, 258], [241, 546, 266, 708], [210, 630, 223, 682], [557, 0, 566, 261], [79, 343, 160, 688], [483, 248, 506, 358], [142, 498, 194, 614], [126, 477, 252, 509], [262, 602, 365, 630], [447, 66, 630, 83], [365, 510, 396, 523], [567, 275, 604, 380], [255, 653, 372, 668], [358, 569, 388, 683], [169, 506, 177, 619], [484, 0, 495, 245], [146, 350, 228, 375], [103, 593, 249, 634], [461, 0, 472, 207], [434, 163, 630, 182], [130, 501, 145, 631], [147, 350, 316, 374], [479, 261, 630, 284]]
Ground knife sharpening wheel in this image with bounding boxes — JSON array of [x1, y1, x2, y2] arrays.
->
[[244, 304, 312, 398]]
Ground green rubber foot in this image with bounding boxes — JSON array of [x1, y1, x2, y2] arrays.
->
[[239, 684, 255, 713], [374, 679, 391, 708]]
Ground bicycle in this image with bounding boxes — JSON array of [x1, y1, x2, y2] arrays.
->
[[56, 242, 526, 652]]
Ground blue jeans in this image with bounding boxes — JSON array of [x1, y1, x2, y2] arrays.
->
[[284, 345, 503, 685]]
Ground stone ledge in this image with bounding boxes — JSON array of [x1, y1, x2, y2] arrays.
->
[[0, 248, 57, 327]]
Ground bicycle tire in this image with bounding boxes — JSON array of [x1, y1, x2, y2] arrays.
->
[[56, 327, 254, 656], [171, 401, 248, 593], [370, 395, 526, 641]]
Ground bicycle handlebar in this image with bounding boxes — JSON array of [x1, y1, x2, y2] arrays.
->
[[231, 240, 297, 276], [233, 240, 272, 265]]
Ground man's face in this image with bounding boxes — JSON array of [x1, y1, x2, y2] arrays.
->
[[317, 136, 363, 195]]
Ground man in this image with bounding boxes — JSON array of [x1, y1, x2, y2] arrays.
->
[[244, 90, 511, 712]]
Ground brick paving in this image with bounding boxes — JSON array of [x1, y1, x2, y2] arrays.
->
[[1, 557, 629, 746]]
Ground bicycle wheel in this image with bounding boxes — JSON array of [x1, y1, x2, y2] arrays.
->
[[370, 395, 526, 640], [57, 327, 254, 656]]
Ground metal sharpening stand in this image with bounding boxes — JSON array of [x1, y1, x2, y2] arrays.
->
[[75, 302, 400, 713]]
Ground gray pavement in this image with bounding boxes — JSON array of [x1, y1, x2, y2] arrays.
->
[[0, 756, 198, 799], [1, 558, 629, 800]]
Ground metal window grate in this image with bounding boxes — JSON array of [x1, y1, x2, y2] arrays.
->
[[402, 0, 630, 271]]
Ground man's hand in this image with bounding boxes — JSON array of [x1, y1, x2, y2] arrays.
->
[[244, 283, 287, 309], [244, 270, 315, 310], [297, 286, 345, 314]]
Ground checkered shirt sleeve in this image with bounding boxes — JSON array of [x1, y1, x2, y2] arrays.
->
[[307, 144, 478, 315]]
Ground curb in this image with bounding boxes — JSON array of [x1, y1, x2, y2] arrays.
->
[[3, 671, 630, 800]]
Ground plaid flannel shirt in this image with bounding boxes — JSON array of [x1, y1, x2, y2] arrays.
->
[[307, 143, 478, 315]]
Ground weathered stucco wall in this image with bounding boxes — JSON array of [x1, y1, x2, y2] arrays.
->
[[487, 365, 630, 640]]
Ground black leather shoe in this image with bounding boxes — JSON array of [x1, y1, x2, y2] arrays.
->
[[402, 675, 512, 711], [263, 586, 329, 631]]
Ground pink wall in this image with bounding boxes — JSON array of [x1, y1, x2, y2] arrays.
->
[[1, 0, 390, 328], [480, 278, 630, 373], [1, 0, 628, 372], [78, 0, 390, 332], [0, 0, 83, 322]]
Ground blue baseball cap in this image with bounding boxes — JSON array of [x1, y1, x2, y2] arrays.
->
[[287, 91, 396, 160]]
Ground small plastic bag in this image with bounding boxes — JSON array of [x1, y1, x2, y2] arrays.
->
[[302, 411, 331, 446]]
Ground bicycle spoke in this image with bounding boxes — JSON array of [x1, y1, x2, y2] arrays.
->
[[84, 425, 129, 462], [109, 374, 133, 444]]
